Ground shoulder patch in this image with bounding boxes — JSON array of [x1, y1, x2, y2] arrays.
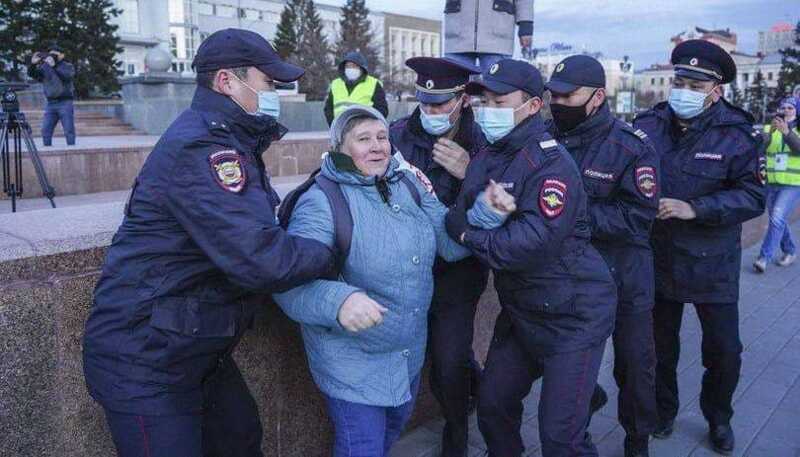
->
[[395, 153, 436, 195], [757, 156, 767, 186], [633, 129, 648, 140], [539, 178, 567, 219], [635, 166, 657, 199], [209, 150, 247, 193]]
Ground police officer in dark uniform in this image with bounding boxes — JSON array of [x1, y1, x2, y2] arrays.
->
[[446, 59, 617, 457], [633, 40, 766, 455], [389, 56, 488, 457], [547, 55, 660, 457], [82, 29, 335, 456]]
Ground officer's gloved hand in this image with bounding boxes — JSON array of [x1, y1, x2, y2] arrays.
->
[[445, 199, 470, 244]]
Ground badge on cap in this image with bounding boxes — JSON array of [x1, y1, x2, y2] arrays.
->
[[689, 57, 699, 66], [425, 79, 435, 90], [209, 150, 247, 193], [635, 166, 657, 199], [555, 63, 565, 73], [539, 179, 567, 218], [489, 63, 500, 75]]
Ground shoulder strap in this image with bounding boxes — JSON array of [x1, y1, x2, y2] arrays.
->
[[314, 174, 354, 263], [399, 173, 422, 207], [277, 169, 321, 229]]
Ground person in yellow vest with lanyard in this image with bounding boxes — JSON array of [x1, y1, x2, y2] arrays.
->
[[324, 51, 389, 125], [755, 96, 800, 272]]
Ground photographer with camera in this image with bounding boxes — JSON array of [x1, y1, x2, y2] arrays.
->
[[754, 96, 800, 273], [28, 43, 76, 146]]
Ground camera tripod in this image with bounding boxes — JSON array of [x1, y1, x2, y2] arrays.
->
[[0, 110, 57, 213]]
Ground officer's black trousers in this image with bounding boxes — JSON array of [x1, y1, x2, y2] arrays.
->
[[104, 357, 263, 457], [477, 321, 604, 457], [428, 258, 488, 457], [653, 300, 743, 427], [605, 310, 658, 437]]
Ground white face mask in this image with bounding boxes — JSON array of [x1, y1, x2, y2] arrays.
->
[[344, 67, 362, 81], [475, 98, 533, 143]]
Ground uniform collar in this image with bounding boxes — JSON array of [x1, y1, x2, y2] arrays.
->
[[488, 114, 547, 155], [191, 86, 287, 154]]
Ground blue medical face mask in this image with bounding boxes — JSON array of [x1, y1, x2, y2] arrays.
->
[[420, 99, 461, 136], [233, 73, 281, 119], [476, 98, 532, 144], [668, 87, 714, 120]]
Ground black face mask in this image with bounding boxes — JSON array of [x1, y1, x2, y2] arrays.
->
[[550, 89, 598, 133]]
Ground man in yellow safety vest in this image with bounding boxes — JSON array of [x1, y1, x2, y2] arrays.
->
[[324, 51, 388, 125], [754, 96, 800, 272]]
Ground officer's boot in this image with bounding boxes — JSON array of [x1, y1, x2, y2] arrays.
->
[[586, 384, 608, 427], [709, 424, 735, 455], [624, 434, 650, 457]]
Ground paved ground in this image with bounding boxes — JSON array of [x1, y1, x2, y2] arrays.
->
[[392, 223, 800, 457]]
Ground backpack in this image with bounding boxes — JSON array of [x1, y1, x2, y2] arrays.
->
[[278, 168, 422, 274]]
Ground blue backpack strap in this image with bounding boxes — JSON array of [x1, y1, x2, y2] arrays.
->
[[399, 174, 422, 207], [314, 174, 353, 265]]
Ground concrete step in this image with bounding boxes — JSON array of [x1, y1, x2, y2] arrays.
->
[[20, 110, 142, 137]]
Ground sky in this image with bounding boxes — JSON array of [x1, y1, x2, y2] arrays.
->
[[317, 0, 798, 69]]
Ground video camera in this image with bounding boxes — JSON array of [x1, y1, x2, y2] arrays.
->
[[0, 82, 29, 114]]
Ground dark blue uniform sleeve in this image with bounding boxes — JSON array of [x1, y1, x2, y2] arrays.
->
[[588, 141, 659, 242], [689, 134, 766, 227], [448, 156, 582, 272], [54, 61, 75, 80], [165, 143, 334, 293]]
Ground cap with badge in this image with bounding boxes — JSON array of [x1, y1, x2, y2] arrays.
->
[[406, 57, 481, 104], [671, 39, 736, 84], [465, 59, 544, 98], [546, 55, 606, 94], [192, 28, 304, 82]]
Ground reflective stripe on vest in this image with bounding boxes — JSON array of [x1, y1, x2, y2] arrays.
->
[[764, 125, 800, 186], [331, 76, 379, 119]]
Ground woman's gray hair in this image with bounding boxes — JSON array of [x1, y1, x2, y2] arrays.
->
[[329, 105, 389, 152]]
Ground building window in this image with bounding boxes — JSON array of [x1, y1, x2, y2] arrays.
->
[[651, 77, 655, 85], [768, 72, 773, 80], [660, 77, 664, 85], [127, 63, 136, 75], [743, 73, 749, 82], [216, 5, 237, 18], [118, 0, 140, 35], [669, 77, 673, 84], [197, 2, 214, 15]]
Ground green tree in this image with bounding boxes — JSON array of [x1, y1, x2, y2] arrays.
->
[[778, 21, 800, 96], [0, 0, 37, 81], [746, 71, 773, 123], [273, 0, 305, 60], [295, 0, 334, 100], [334, 0, 381, 76], [0, 0, 123, 97]]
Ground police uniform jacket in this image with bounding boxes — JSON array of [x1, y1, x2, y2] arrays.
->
[[557, 103, 660, 314], [82, 86, 333, 415], [446, 114, 617, 355], [634, 99, 766, 304]]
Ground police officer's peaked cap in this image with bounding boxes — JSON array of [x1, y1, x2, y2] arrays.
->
[[671, 39, 736, 84], [339, 51, 369, 72], [192, 28, 304, 82], [466, 59, 544, 98], [546, 55, 606, 94], [406, 57, 481, 104]]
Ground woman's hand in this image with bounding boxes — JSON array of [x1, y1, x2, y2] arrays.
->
[[337, 292, 388, 332], [483, 180, 517, 215], [772, 116, 790, 135]]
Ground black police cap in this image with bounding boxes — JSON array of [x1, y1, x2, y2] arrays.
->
[[465, 59, 544, 98], [546, 55, 606, 94], [192, 28, 304, 82], [671, 39, 736, 84], [406, 57, 481, 104]]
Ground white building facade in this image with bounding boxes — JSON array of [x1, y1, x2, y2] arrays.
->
[[111, 0, 387, 77]]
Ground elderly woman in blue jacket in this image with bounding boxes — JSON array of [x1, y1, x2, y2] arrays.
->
[[273, 105, 514, 457]]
